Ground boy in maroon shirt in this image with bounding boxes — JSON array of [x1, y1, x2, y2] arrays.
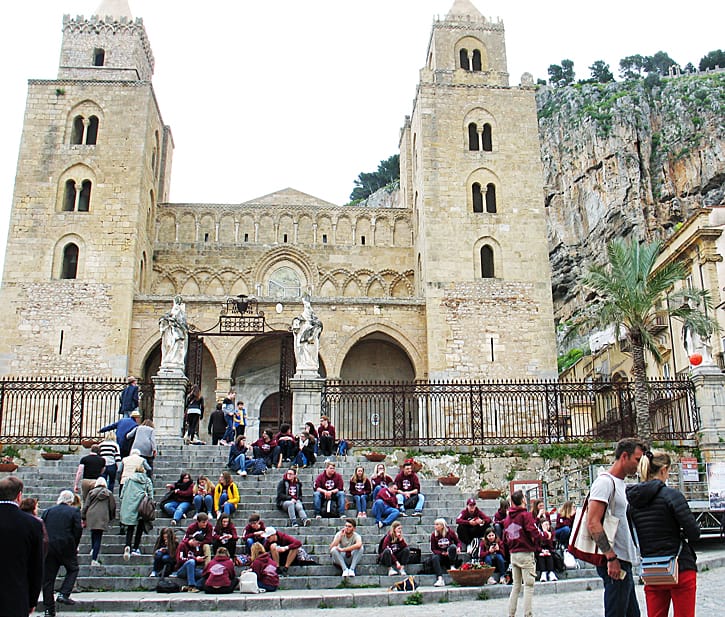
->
[[393, 461, 424, 516], [313, 461, 346, 518]]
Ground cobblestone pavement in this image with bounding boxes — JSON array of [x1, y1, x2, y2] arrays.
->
[[77, 563, 724, 617]]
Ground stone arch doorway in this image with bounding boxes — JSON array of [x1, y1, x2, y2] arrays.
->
[[231, 335, 327, 440], [340, 333, 415, 381]]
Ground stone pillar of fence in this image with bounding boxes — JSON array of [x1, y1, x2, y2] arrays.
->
[[691, 364, 725, 461], [152, 372, 188, 442], [290, 377, 325, 433]]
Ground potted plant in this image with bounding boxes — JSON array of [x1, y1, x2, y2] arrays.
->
[[0, 455, 18, 472], [438, 473, 461, 486], [41, 449, 64, 461], [478, 488, 501, 499], [364, 452, 386, 462], [401, 457, 423, 473], [448, 562, 495, 586], [81, 438, 99, 449]]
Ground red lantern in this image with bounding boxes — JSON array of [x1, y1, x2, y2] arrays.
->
[[689, 353, 703, 366]]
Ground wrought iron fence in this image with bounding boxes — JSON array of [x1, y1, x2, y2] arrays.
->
[[0, 377, 154, 445], [322, 378, 697, 448]]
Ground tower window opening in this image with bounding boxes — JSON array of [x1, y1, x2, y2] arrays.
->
[[78, 180, 92, 212], [71, 116, 84, 145], [482, 123, 492, 151], [468, 123, 479, 151], [480, 245, 494, 278], [472, 49, 482, 72], [63, 180, 76, 211], [283, 233, 288, 243], [322, 234, 328, 244], [243, 233, 249, 242], [204, 232, 209, 242], [472, 182, 483, 213], [93, 48, 105, 67], [485, 183, 497, 213], [86, 116, 99, 145], [61, 243, 79, 279], [361, 235, 366, 245], [459, 48, 470, 71]]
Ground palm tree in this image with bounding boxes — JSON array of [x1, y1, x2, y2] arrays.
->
[[581, 238, 718, 443]]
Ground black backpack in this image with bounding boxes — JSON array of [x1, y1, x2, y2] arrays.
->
[[321, 498, 339, 518], [156, 577, 181, 593]]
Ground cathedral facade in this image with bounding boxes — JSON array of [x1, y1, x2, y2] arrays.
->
[[0, 0, 556, 429]]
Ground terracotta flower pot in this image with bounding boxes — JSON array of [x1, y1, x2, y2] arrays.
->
[[41, 452, 63, 461], [81, 439, 98, 449], [478, 489, 502, 500], [448, 566, 495, 586], [438, 474, 461, 486], [365, 452, 386, 462], [0, 463, 18, 472]]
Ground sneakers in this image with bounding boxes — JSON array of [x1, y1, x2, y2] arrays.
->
[[303, 518, 311, 527], [150, 571, 158, 577], [487, 576, 497, 585], [170, 519, 177, 526], [549, 572, 558, 582], [90, 559, 101, 567], [56, 594, 75, 605], [341, 568, 351, 578], [377, 521, 384, 529], [292, 521, 299, 527], [398, 568, 407, 576], [169, 573, 179, 578], [123, 546, 131, 561], [347, 569, 356, 577], [131, 548, 142, 557], [236, 469, 244, 475], [388, 567, 398, 576], [540, 572, 547, 582], [315, 514, 322, 520], [434, 576, 445, 587], [412, 511, 423, 517]]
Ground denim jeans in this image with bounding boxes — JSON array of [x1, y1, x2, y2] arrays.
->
[[372, 500, 401, 526], [595, 561, 641, 617], [90, 529, 103, 561], [153, 549, 175, 576], [164, 500, 193, 521], [218, 491, 236, 516], [193, 494, 213, 514], [484, 551, 507, 576], [174, 559, 204, 588], [353, 494, 368, 513], [103, 463, 117, 492], [313, 491, 346, 516], [397, 493, 425, 512]]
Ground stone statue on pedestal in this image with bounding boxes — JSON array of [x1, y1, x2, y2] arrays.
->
[[159, 295, 188, 370], [292, 295, 323, 375]]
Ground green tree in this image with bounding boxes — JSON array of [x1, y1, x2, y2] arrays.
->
[[589, 60, 614, 83], [699, 49, 725, 71], [648, 51, 678, 76], [619, 54, 649, 80], [547, 59, 575, 86], [349, 154, 400, 201], [580, 238, 718, 443]]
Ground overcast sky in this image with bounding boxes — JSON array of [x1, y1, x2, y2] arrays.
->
[[0, 0, 723, 273]]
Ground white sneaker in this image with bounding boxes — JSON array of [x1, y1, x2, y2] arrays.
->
[[341, 569, 351, 578], [91, 559, 101, 567], [236, 469, 243, 475], [348, 569, 355, 577], [549, 572, 558, 582], [487, 576, 497, 585], [434, 576, 445, 587], [398, 568, 407, 576], [388, 567, 398, 576], [540, 572, 547, 582], [123, 546, 131, 561], [240, 470, 247, 477]]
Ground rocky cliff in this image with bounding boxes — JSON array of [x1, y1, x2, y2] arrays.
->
[[538, 71, 725, 327]]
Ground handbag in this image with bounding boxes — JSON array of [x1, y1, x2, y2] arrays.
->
[[389, 576, 419, 592], [239, 570, 261, 594], [137, 494, 157, 522], [563, 548, 579, 569], [568, 474, 619, 566], [639, 543, 682, 585]]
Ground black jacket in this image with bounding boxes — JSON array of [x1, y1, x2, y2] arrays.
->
[[276, 478, 304, 509], [626, 479, 700, 572], [41, 502, 83, 555], [0, 503, 44, 617]]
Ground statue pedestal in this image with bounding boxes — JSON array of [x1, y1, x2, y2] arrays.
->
[[691, 365, 725, 461], [152, 371, 188, 442], [290, 377, 325, 431]]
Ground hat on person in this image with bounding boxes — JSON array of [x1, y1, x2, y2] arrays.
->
[[466, 498, 476, 506], [262, 526, 277, 538], [192, 531, 206, 542], [130, 410, 141, 418]]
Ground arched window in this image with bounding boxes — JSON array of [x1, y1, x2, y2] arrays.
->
[[485, 183, 497, 213], [472, 183, 483, 213], [482, 123, 492, 151], [71, 116, 84, 145], [459, 48, 470, 70], [480, 246, 494, 278], [61, 243, 79, 279], [63, 180, 76, 211], [93, 48, 105, 67], [78, 180, 92, 212], [86, 116, 99, 145], [472, 49, 482, 72], [468, 123, 479, 151]]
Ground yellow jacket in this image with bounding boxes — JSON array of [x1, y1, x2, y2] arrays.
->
[[213, 481, 240, 512]]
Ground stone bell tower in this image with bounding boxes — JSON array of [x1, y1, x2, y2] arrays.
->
[[0, 0, 173, 377], [400, 0, 557, 379]]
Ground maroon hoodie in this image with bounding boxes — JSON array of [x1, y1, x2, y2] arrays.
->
[[503, 506, 543, 554]]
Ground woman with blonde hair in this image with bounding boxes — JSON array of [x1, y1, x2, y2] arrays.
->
[[378, 520, 410, 576], [626, 451, 700, 617], [193, 475, 214, 517], [250, 543, 279, 591], [428, 517, 461, 587], [554, 500, 576, 546]]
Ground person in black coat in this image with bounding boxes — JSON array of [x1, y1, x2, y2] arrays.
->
[[41, 490, 83, 613], [626, 450, 700, 617], [0, 476, 44, 617]]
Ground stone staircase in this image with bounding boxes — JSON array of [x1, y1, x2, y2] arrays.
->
[[9, 443, 601, 606]]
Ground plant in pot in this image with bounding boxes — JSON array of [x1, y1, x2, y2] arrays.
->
[[478, 488, 501, 499], [448, 562, 495, 586], [41, 449, 64, 461], [81, 438, 99, 449], [364, 451, 386, 462], [0, 455, 18, 472], [438, 472, 461, 486]]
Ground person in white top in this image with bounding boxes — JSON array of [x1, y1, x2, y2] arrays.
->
[[329, 518, 364, 578], [587, 438, 645, 617]]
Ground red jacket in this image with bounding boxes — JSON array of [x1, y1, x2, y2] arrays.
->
[[202, 555, 235, 587], [430, 528, 461, 555], [394, 470, 421, 494], [264, 530, 301, 551], [455, 506, 492, 527], [251, 552, 279, 587], [375, 485, 398, 508], [503, 506, 543, 554], [314, 471, 344, 492], [184, 521, 213, 545]]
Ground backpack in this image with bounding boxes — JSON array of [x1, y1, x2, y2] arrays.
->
[[137, 495, 157, 522], [251, 459, 267, 475], [239, 570, 261, 594], [389, 576, 419, 592], [321, 498, 339, 518], [156, 577, 181, 593]]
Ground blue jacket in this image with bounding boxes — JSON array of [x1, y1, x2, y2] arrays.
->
[[100, 417, 138, 451], [120, 383, 139, 412]]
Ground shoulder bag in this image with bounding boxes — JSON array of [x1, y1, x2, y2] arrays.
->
[[568, 474, 619, 566], [639, 542, 681, 585]]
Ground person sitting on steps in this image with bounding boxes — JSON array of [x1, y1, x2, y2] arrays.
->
[[313, 460, 346, 518], [378, 520, 410, 576], [330, 517, 364, 578], [262, 526, 301, 576], [394, 461, 425, 516]]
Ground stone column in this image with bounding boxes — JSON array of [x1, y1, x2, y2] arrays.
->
[[289, 377, 325, 432], [152, 370, 188, 444], [691, 364, 725, 461]]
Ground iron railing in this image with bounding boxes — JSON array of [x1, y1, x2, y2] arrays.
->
[[322, 378, 697, 448], [0, 377, 154, 445]]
